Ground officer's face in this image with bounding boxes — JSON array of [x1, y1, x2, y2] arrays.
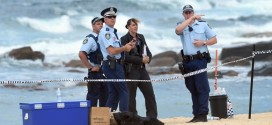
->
[[183, 11, 194, 19], [92, 21, 103, 33], [127, 21, 138, 34], [104, 15, 116, 27]]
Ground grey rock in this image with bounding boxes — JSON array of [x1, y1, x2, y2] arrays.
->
[[64, 60, 84, 68], [8, 46, 45, 61], [222, 56, 250, 66], [220, 41, 272, 61]]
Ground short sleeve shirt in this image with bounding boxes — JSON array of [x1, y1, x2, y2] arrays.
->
[[177, 20, 216, 55], [79, 32, 98, 66], [80, 32, 98, 54], [98, 24, 121, 60]]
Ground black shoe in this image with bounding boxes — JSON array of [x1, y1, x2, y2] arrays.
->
[[186, 116, 198, 123], [193, 114, 207, 122]]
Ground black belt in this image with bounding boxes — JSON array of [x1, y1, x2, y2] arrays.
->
[[183, 52, 210, 62], [104, 59, 123, 64]]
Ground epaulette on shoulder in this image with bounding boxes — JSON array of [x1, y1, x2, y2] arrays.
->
[[198, 20, 206, 22], [86, 34, 95, 38], [106, 28, 109, 31]]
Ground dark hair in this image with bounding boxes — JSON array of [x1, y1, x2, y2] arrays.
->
[[125, 18, 140, 29]]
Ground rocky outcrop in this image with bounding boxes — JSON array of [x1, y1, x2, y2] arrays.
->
[[3, 83, 47, 91], [221, 56, 250, 66], [147, 66, 180, 75], [208, 71, 223, 79], [149, 57, 177, 67], [222, 70, 239, 76], [248, 64, 272, 76], [149, 51, 179, 67], [241, 32, 272, 38], [220, 41, 272, 61], [8, 46, 45, 61], [64, 60, 84, 68]]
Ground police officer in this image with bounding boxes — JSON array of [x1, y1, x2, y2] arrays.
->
[[79, 17, 108, 107], [175, 5, 217, 122], [98, 7, 133, 112], [121, 18, 159, 120]]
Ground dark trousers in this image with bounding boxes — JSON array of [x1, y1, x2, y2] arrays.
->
[[87, 71, 108, 107], [102, 61, 129, 112], [183, 58, 210, 116], [126, 67, 158, 118]]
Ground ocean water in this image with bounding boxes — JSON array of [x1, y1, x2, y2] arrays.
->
[[1, 0, 272, 125]]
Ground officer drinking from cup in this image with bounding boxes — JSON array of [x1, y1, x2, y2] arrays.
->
[[98, 7, 134, 112]]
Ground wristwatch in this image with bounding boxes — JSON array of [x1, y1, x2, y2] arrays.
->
[[203, 41, 207, 46]]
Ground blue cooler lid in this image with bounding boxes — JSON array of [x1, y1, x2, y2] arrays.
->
[[20, 100, 90, 110]]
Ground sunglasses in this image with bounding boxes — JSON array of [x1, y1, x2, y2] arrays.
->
[[184, 11, 192, 14], [188, 26, 193, 32], [106, 16, 116, 19]]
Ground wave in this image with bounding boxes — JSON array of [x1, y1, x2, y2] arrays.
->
[[17, 15, 72, 33]]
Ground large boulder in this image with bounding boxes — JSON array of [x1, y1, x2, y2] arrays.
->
[[64, 59, 84, 68], [241, 32, 272, 38], [8, 46, 45, 61], [208, 71, 223, 79], [149, 51, 179, 67], [221, 56, 250, 66], [248, 64, 272, 76], [146, 66, 179, 75], [220, 41, 272, 61], [149, 57, 177, 67]]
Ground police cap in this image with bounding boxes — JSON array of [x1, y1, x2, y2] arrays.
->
[[183, 5, 194, 13], [101, 7, 117, 17], [91, 17, 104, 25]]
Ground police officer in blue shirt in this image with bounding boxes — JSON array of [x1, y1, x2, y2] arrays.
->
[[98, 7, 133, 112], [175, 5, 217, 122], [79, 17, 108, 107]]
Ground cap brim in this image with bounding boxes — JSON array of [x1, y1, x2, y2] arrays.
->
[[183, 8, 194, 12], [92, 17, 104, 24], [105, 14, 116, 17]]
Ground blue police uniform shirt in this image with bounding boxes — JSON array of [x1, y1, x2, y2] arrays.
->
[[177, 20, 216, 55], [79, 32, 98, 66], [98, 24, 121, 60]]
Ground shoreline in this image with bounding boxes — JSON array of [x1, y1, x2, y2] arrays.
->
[[160, 112, 272, 125]]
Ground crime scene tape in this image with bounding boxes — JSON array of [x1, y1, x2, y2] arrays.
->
[[0, 50, 271, 84]]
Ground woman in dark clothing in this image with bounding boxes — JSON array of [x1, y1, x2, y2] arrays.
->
[[120, 18, 159, 119]]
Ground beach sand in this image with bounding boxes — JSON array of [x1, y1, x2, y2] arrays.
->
[[160, 112, 272, 125]]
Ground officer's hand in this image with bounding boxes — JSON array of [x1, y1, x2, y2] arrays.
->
[[90, 66, 100, 72], [123, 43, 133, 52], [142, 55, 149, 64], [192, 14, 205, 20], [193, 39, 205, 47]]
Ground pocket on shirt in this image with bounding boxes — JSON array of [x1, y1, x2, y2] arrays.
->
[[193, 28, 205, 40]]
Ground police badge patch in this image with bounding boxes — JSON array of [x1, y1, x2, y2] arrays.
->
[[105, 33, 110, 40], [83, 38, 88, 44]]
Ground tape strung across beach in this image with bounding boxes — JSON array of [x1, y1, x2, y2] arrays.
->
[[1, 50, 271, 85]]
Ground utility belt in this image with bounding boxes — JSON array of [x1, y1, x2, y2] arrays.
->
[[178, 50, 211, 75], [104, 59, 123, 64], [104, 55, 124, 69], [182, 51, 211, 63]]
